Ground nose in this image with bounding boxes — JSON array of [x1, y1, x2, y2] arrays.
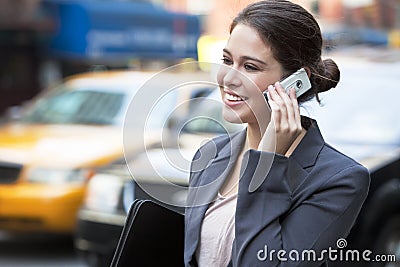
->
[[220, 65, 242, 88]]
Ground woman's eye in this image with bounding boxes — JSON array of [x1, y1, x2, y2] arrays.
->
[[244, 64, 259, 71], [221, 57, 232, 65]]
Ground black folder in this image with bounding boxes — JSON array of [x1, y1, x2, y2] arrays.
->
[[110, 199, 184, 267]]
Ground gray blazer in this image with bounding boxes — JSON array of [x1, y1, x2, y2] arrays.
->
[[184, 119, 370, 267]]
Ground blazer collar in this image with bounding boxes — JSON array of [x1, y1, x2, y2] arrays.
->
[[290, 119, 325, 169], [217, 128, 247, 166], [189, 128, 247, 205]]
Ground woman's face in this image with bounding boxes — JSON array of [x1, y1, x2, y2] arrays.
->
[[217, 23, 284, 125]]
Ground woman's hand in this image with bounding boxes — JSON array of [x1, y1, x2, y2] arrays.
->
[[258, 82, 302, 156]]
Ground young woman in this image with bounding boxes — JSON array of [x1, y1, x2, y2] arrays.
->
[[184, 1, 370, 266]]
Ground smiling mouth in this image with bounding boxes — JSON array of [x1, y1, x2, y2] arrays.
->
[[224, 90, 248, 102]]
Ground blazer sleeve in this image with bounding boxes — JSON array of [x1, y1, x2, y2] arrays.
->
[[231, 149, 370, 267]]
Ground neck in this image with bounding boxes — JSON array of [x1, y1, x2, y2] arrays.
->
[[246, 122, 263, 150], [285, 128, 307, 157]]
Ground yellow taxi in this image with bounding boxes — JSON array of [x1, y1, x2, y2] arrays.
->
[[0, 70, 203, 234]]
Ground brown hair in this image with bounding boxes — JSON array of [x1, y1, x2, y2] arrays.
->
[[230, 0, 340, 103]]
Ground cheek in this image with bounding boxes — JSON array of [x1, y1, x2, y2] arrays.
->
[[216, 66, 226, 86], [243, 77, 273, 120], [242, 76, 266, 98], [246, 75, 281, 101], [217, 73, 224, 99], [253, 76, 278, 92]]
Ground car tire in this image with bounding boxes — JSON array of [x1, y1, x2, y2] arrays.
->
[[371, 215, 400, 267]]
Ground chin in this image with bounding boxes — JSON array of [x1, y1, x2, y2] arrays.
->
[[222, 107, 245, 124]]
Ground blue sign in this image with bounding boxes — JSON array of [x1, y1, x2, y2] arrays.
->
[[42, 0, 200, 60]]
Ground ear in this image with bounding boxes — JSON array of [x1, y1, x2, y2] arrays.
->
[[303, 67, 311, 78]]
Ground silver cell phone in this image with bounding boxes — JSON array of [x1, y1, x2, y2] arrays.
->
[[263, 68, 311, 100]]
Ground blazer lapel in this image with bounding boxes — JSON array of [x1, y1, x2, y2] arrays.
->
[[187, 129, 246, 207], [290, 119, 325, 169]]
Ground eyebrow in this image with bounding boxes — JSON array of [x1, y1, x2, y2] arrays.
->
[[223, 48, 267, 66]]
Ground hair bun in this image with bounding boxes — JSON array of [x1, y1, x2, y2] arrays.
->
[[318, 59, 340, 93]]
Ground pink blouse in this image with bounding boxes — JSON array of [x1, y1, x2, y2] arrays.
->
[[195, 192, 238, 267]]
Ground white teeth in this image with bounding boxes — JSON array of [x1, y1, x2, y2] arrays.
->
[[226, 93, 243, 101]]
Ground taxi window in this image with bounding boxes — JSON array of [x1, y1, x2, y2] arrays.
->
[[21, 88, 125, 125]]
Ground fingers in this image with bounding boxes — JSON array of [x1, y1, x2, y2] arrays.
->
[[289, 87, 302, 129], [267, 85, 281, 126], [275, 82, 296, 126], [267, 83, 301, 131]]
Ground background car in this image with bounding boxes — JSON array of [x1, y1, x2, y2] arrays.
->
[[75, 59, 400, 267], [313, 60, 400, 266], [0, 69, 210, 235]]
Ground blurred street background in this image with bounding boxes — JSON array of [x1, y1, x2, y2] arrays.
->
[[1, 0, 400, 116], [0, 0, 399, 266]]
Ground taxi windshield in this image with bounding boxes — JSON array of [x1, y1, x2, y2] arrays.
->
[[21, 87, 125, 125]]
